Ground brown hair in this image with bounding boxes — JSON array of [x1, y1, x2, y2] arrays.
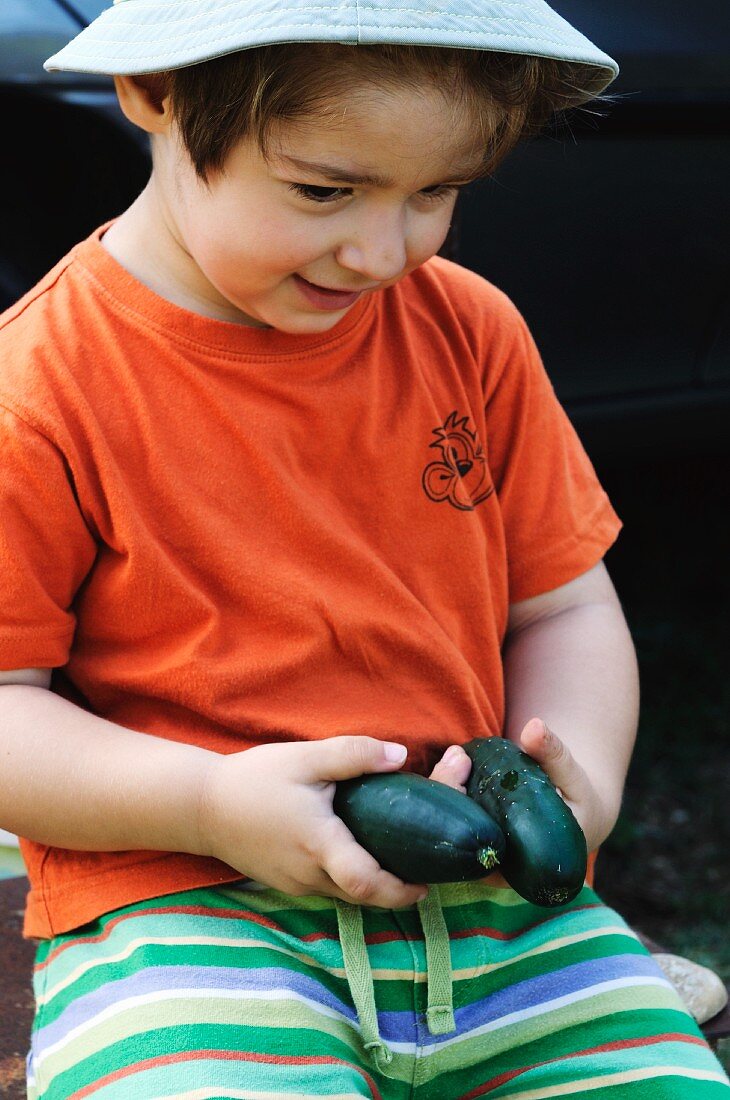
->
[[158, 43, 602, 183]]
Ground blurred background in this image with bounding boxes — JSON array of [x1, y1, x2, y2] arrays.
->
[[1, 0, 729, 1067]]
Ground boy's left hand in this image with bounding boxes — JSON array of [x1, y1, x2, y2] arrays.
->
[[514, 717, 612, 852], [428, 719, 611, 853]]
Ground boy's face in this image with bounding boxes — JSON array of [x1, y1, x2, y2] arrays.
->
[[151, 82, 485, 332]]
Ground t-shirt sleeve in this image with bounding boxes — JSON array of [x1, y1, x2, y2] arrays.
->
[[483, 310, 621, 603], [0, 406, 97, 669]]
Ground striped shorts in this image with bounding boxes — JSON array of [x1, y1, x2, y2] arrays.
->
[[27, 879, 730, 1099]]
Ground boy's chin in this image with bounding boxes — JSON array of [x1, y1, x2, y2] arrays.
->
[[262, 308, 355, 335]]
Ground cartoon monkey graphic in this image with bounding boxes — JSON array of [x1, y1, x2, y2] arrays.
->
[[422, 411, 493, 512]]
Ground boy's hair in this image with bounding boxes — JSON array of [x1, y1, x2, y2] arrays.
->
[[156, 43, 601, 183]]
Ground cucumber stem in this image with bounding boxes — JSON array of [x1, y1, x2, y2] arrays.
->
[[477, 846, 500, 872]]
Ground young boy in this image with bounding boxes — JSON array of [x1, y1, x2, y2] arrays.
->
[[1, 1, 728, 1096]]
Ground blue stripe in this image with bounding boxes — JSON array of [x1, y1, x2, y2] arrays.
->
[[34, 964, 359, 1049], [378, 953, 671, 1046]]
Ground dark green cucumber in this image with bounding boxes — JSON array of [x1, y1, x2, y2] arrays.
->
[[464, 737, 587, 907], [333, 771, 505, 884]]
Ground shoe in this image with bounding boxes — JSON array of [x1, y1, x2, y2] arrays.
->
[[652, 952, 729, 1024]]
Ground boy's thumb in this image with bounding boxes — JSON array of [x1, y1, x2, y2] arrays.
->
[[315, 735, 407, 781]]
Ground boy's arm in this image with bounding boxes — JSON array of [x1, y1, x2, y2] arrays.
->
[[0, 673, 216, 855], [0, 677, 427, 908], [500, 560, 639, 852]]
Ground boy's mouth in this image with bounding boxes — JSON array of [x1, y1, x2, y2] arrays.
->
[[293, 274, 366, 311]]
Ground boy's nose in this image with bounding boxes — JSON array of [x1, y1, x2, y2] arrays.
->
[[335, 212, 409, 283]]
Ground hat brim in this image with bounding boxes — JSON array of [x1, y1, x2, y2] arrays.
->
[[44, 0, 618, 107]]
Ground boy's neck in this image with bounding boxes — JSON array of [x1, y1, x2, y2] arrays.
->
[[100, 184, 266, 327]]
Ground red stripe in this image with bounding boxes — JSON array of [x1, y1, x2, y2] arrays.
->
[[36, 904, 335, 969], [456, 903, 605, 942], [367, 903, 603, 947], [460, 1031, 708, 1097], [68, 1049, 383, 1100]]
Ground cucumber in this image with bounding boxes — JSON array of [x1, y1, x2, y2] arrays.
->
[[333, 771, 505, 884], [464, 737, 587, 907]]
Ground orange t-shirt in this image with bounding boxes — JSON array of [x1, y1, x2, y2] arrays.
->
[[0, 224, 620, 937]]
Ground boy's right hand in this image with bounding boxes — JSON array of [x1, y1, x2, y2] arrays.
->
[[195, 736, 428, 909]]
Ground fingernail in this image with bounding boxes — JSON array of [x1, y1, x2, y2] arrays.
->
[[384, 743, 407, 763], [442, 746, 461, 765]]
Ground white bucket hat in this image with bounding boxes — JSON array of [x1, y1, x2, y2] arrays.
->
[[44, 0, 618, 107]]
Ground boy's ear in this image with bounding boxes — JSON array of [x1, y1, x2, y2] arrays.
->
[[113, 74, 172, 134]]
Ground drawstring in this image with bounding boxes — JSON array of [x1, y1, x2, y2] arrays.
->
[[335, 898, 394, 1073], [417, 888, 457, 1035], [334, 886, 456, 1072]]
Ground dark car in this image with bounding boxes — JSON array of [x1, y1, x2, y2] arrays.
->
[[1, 0, 728, 456], [0, 1, 148, 309], [457, 1, 730, 454]]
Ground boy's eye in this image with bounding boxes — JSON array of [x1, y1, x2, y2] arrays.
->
[[288, 182, 460, 204], [288, 183, 349, 203], [418, 184, 459, 203]]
